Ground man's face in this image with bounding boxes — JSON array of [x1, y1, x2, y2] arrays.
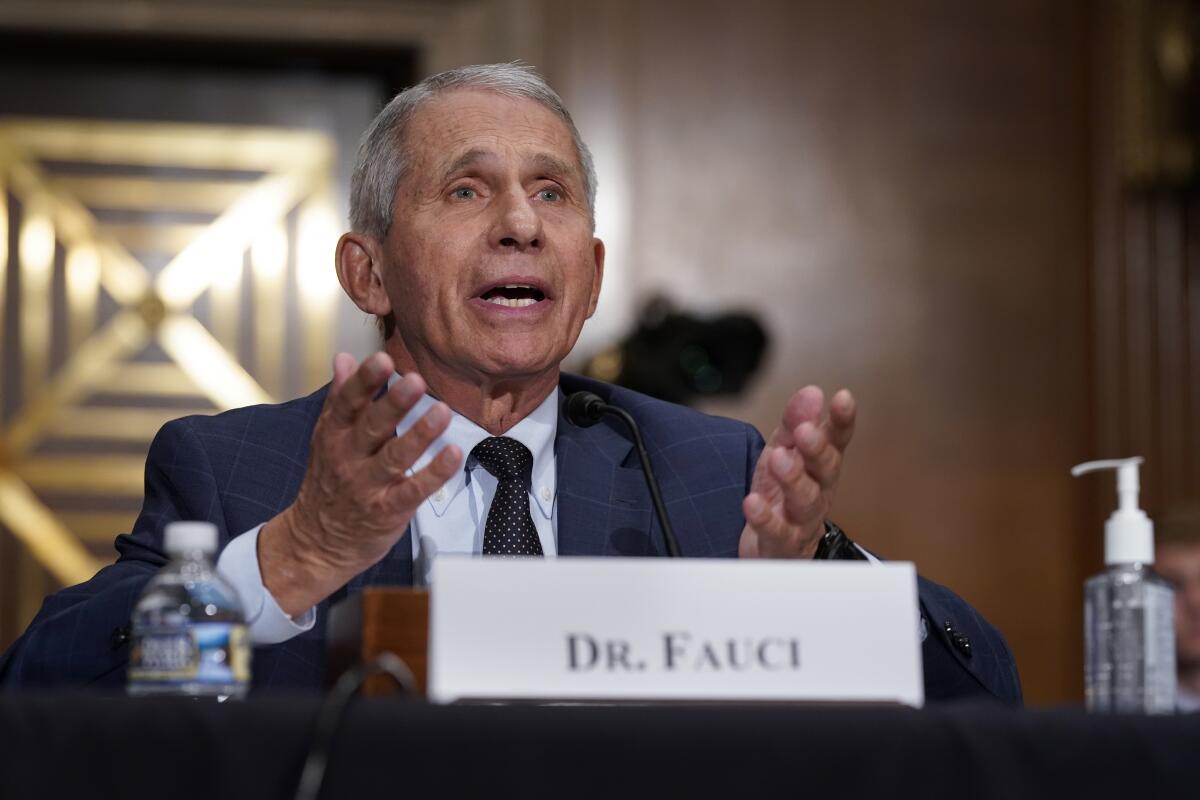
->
[[378, 88, 603, 386], [1157, 541, 1200, 665]]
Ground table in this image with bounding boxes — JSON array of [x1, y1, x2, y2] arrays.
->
[[2, 694, 1198, 799]]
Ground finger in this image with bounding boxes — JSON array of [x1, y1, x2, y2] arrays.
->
[[794, 421, 841, 490], [742, 492, 802, 556], [389, 443, 463, 510], [331, 352, 357, 390], [770, 386, 825, 448], [326, 352, 394, 427], [742, 492, 787, 539], [373, 401, 452, 480], [825, 388, 856, 452], [768, 448, 822, 526], [749, 445, 785, 498], [350, 373, 426, 456]]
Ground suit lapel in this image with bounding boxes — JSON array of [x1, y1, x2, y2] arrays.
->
[[555, 401, 658, 557]]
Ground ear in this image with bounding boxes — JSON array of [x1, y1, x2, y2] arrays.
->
[[335, 232, 392, 317], [585, 237, 605, 318]]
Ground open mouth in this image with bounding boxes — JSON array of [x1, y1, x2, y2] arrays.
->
[[479, 284, 547, 308]]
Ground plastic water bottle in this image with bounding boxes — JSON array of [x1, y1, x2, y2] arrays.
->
[[1073, 458, 1176, 713], [127, 521, 251, 698]]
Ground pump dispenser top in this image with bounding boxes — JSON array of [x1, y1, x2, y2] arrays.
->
[[1071, 457, 1154, 566]]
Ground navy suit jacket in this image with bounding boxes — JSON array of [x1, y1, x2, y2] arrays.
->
[[0, 374, 1021, 705]]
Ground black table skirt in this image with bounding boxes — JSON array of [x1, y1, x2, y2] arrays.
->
[[2, 694, 1198, 799]]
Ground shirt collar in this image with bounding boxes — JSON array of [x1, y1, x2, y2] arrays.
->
[[390, 373, 559, 520]]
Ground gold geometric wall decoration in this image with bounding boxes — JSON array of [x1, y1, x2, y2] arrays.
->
[[0, 118, 342, 590]]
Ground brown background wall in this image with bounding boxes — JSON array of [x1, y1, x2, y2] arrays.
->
[[546, 0, 1094, 704]]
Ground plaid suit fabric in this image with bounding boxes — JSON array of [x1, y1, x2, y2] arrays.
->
[[918, 577, 1023, 705], [0, 374, 1021, 706]]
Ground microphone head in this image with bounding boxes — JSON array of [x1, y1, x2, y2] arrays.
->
[[564, 391, 606, 428]]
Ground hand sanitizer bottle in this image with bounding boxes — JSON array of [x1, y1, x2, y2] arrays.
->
[[1072, 457, 1176, 713]]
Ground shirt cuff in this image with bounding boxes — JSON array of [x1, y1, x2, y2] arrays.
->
[[216, 523, 316, 645], [855, 543, 881, 564]]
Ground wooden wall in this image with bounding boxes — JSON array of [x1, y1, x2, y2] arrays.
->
[[546, 0, 1094, 704], [1092, 0, 1200, 522]]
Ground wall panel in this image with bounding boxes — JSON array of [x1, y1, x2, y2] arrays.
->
[[548, 0, 1093, 704]]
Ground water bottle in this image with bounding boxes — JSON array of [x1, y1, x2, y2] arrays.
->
[[127, 521, 251, 698]]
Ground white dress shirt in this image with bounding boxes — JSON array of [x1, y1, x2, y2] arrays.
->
[[216, 376, 560, 645]]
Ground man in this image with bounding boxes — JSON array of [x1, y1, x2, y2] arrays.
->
[[1155, 505, 1200, 712], [0, 64, 1020, 705]]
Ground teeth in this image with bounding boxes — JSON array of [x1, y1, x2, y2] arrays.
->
[[503, 284, 533, 290], [485, 296, 538, 308]]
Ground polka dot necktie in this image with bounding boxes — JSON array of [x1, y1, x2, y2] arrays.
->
[[471, 436, 544, 556]]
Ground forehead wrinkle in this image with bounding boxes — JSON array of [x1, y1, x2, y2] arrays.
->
[[398, 92, 590, 213]]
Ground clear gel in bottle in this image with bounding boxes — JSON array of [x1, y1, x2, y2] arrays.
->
[[1073, 458, 1176, 713]]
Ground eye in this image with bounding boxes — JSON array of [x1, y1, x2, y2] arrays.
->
[[450, 187, 476, 200], [537, 188, 561, 202]]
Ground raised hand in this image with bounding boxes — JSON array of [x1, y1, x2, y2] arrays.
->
[[259, 352, 462, 615], [738, 386, 856, 559]]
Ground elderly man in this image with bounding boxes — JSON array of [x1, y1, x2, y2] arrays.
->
[[0, 64, 1019, 704]]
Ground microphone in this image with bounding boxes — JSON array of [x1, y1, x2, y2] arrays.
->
[[564, 391, 682, 558]]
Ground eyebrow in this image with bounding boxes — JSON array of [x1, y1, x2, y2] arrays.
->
[[438, 148, 490, 183], [528, 153, 579, 182], [437, 148, 580, 185]]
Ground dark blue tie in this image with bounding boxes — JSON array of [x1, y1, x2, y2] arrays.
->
[[471, 436, 544, 556]]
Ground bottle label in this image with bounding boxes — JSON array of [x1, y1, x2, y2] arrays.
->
[[129, 622, 250, 687]]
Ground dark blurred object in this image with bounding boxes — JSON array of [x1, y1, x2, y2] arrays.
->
[[1119, 0, 1199, 188], [585, 296, 768, 406]]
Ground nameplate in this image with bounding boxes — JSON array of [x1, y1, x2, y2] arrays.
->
[[428, 557, 923, 706]]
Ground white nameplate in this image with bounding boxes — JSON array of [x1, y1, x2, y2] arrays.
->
[[428, 557, 923, 706]]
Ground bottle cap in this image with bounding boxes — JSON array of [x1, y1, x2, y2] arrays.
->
[[1070, 457, 1154, 565], [164, 521, 218, 555]]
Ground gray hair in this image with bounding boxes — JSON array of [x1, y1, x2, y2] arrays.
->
[[349, 62, 597, 239]]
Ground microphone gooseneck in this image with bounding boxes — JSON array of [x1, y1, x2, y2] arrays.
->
[[563, 391, 682, 558]]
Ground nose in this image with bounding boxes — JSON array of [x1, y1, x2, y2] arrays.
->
[[489, 189, 543, 251]]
